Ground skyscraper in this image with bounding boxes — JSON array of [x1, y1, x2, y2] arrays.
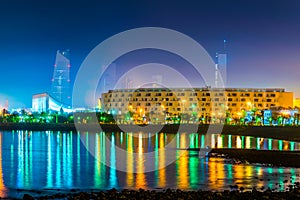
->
[[215, 40, 227, 88], [51, 50, 71, 107]]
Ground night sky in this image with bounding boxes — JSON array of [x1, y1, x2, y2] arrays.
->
[[0, 0, 300, 108]]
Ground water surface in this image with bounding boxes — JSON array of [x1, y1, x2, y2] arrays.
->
[[0, 131, 299, 198]]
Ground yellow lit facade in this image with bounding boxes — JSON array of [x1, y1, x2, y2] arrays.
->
[[294, 98, 300, 108], [100, 88, 294, 123]]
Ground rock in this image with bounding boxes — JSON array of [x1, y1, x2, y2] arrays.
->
[[23, 194, 34, 200]]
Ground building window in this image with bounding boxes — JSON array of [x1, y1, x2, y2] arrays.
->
[[267, 99, 272, 102], [155, 93, 161, 96], [228, 98, 232, 102], [241, 98, 246, 102], [146, 93, 151, 96], [232, 93, 237, 97]]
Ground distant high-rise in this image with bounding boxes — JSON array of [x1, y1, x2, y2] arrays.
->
[[51, 50, 71, 107], [215, 40, 227, 87]]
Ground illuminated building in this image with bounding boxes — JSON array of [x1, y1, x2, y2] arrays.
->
[[100, 88, 293, 123], [32, 93, 73, 113], [294, 98, 300, 108], [51, 50, 71, 106]]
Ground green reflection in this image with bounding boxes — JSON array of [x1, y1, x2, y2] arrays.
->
[[228, 135, 232, 148], [241, 136, 245, 149], [268, 139, 272, 150], [278, 140, 283, 151], [290, 142, 295, 151], [256, 138, 260, 150], [189, 154, 198, 188], [120, 132, 123, 144], [109, 133, 118, 188], [201, 135, 205, 148], [94, 133, 106, 188]]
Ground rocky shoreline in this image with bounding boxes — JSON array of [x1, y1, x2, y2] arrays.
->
[[22, 187, 300, 200]]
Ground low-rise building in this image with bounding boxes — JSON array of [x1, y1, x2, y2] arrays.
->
[[32, 93, 73, 113], [100, 88, 294, 124]]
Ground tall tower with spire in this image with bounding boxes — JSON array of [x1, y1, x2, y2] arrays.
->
[[51, 50, 71, 107], [215, 40, 227, 88]]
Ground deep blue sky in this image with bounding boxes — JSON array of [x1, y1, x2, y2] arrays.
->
[[0, 0, 300, 108]]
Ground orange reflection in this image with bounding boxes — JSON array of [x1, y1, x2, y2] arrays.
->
[[158, 133, 166, 187], [208, 158, 225, 190], [284, 141, 289, 150], [126, 133, 134, 187], [177, 134, 189, 189], [136, 133, 146, 189], [0, 133, 7, 197]]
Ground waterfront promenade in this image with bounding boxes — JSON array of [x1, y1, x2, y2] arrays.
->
[[1, 123, 300, 142]]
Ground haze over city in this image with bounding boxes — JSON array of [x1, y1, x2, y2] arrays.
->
[[0, 0, 300, 108]]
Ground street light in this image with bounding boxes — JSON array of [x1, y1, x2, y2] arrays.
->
[[139, 108, 143, 116]]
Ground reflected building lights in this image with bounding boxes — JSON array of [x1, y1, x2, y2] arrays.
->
[[201, 135, 205, 148], [217, 135, 223, 148], [126, 133, 134, 187], [109, 134, 118, 188], [1, 131, 300, 197], [0, 134, 7, 197], [158, 133, 166, 188], [228, 135, 232, 148], [256, 138, 261, 150], [136, 133, 146, 189], [246, 136, 251, 149], [177, 134, 188, 189], [236, 136, 242, 149], [278, 140, 283, 151], [268, 139, 273, 150], [46, 133, 53, 188]]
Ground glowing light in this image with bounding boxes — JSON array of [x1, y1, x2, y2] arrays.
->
[[268, 139, 272, 150], [236, 136, 242, 148]]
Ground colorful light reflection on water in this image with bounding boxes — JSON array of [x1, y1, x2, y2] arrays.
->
[[0, 131, 300, 198]]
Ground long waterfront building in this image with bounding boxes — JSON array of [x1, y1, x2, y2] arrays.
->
[[100, 88, 293, 122]]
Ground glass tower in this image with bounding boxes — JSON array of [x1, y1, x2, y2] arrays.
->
[[51, 50, 71, 107]]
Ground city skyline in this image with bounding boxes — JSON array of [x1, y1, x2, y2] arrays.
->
[[0, 0, 300, 108]]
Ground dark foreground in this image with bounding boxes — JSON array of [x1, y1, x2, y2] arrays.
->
[[22, 187, 300, 200]]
